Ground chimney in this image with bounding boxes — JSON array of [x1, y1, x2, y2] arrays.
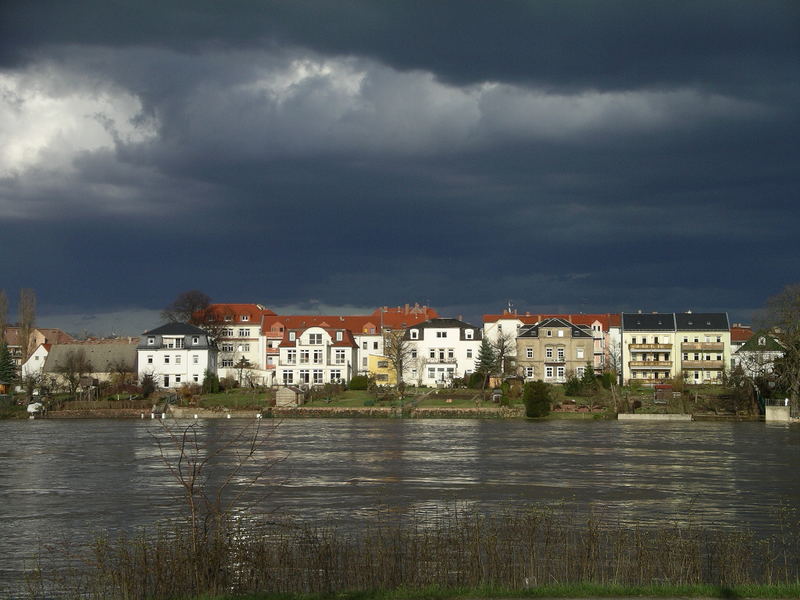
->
[[405, 303, 410, 313], [457, 314, 463, 321]]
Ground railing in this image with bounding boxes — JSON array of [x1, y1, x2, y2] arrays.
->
[[681, 360, 724, 369], [544, 357, 566, 363], [629, 361, 672, 368], [428, 357, 457, 364], [629, 344, 672, 350], [681, 342, 724, 351]]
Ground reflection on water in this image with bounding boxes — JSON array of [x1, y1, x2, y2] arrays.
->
[[1, 418, 799, 594]]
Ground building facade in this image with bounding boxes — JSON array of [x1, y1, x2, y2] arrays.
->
[[137, 323, 217, 389], [515, 318, 595, 383], [403, 318, 482, 386], [275, 326, 358, 386]]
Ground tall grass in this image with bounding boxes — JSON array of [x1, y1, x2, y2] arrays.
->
[[27, 503, 800, 600]]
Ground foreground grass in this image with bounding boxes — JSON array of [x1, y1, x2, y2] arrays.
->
[[203, 582, 800, 600]]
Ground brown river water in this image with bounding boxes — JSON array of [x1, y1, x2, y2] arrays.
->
[[1, 418, 799, 595]]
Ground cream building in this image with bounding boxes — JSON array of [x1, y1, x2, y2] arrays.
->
[[515, 318, 595, 383]]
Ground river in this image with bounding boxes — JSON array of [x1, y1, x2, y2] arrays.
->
[[1, 418, 799, 595]]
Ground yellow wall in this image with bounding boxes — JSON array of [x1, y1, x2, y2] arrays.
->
[[368, 354, 396, 385]]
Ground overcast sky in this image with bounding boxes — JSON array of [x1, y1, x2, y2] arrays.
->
[[1, 1, 798, 335]]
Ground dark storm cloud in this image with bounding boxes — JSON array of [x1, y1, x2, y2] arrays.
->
[[1, 1, 799, 332]]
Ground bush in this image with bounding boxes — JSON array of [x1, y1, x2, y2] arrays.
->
[[600, 371, 615, 389], [140, 373, 156, 398], [564, 374, 583, 396], [202, 370, 220, 394], [363, 398, 376, 407], [467, 372, 485, 389], [523, 380, 551, 417], [349, 375, 371, 390]]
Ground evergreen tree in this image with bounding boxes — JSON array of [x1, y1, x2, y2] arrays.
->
[[580, 362, 597, 393], [523, 380, 551, 417], [0, 343, 16, 384], [474, 339, 499, 389]]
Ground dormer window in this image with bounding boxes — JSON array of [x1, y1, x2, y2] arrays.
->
[[410, 329, 418, 339], [192, 336, 199, 345], [289, 332, 296, 341], [546, 330, 552, 337], [241, 315, 249, 322], [224, 315, 232, 322], [336, 331, 343, 341], [147, 336, 155, 345], [465, 330, 473, 339]]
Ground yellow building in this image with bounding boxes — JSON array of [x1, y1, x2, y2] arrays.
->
[[368, 354, 396, 385]]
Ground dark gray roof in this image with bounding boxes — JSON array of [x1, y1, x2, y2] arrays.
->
[[622, 313, 676, 331], [403, 318, 482, 341], [674, 313, 729, 331], [143, 323, 208, 336], [519, 317, 593, 338]]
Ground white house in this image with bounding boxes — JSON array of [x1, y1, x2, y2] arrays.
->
[[404, 318, 482, 386], [137, 323, 217, 389], [275, 326, 358, 387], [20, 343, 51, 379]]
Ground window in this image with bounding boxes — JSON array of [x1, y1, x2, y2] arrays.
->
[[362, 342, 368, 350], [193, 355, 199, 364], [175, 375, 181, 384], [299, 369, 309, 384], [557, 366, 565, 378], [466, 348, 473, 359], [287, 349, 297, 364], [164, 355, 170, 364], [436, 331, 447, 338], [447, 348, 454, 359], [716, 354, 722, 361], [224, 315, 232, 322], [373, 341, 379, 350], [330, 369, 341, 382], [694, 353, 700, 360], [377, 360, 388, 368], [577, 347, 584, 359], [241, 315, 249, 321], [289, 332, 296, 341], [300, 350, 309, 363], [526, 348, 533, 358], [334, 349, 345, 364], [631, 337, 637, 344], [557, 330, 564, 337], [175, 355, 181, 364], [193, 374, 199, 383], [309, 333, 322, 345], [654, 336, 659, 344], [336, 331, 343, 341], [147, 336, 155, 345], [716, 335, 721, 342], [221, 328, 234, 337], [411, 349, 417, 359], [238, 328, 249, 337], [546, 366, 553, 378], [312, 349, 323, 364], [465, 330, 473, 339], [283, 371, 294, 384], [683, 336, 688, 342], [577, 367, 585, 377], [192, 336, 199, 345], [429, 349, 436, 359], [174, 338, 184, 349], [547, 330, 552, 337], [221, 359, 234, 367], [376, 373, 389, 382], [222, 343, 235, 352], [313, 370, 323, 384], [163, 375, 170, 387], [525, 366, 534, 378], [362, 357, 367, 367], [683, 353, 688, 360], [428, 368, 436, 379], [557, 348, 565, 360], [546, 347, 553, 358], [410, 330, 418, 339]]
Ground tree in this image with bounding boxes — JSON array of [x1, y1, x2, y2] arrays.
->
[[162, 290, 212, 324], [580, 361, 597, 393], [523, 380, 551, 417], [475, 338, 498, 385], [0, 343, 15, 385], [759, 284, 800, 408], [201, 369, 220, 394], [605, 339, 622, 378], [18, 288, 36, 363], [492, 331, 515, 376], [383, 329, 414, 386], [234, 356, 254, 386], [55, 349, 93, 399]]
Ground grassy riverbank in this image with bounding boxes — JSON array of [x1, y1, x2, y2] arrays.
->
[[201, 582, 800, 600], [28, 503, 800, 600]]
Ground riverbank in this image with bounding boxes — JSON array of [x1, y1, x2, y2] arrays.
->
[[201, 582, 800, 600]]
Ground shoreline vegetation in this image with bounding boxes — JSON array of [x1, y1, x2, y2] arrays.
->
[[26, 503, 800, 600]]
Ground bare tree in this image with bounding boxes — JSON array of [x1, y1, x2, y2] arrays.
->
[[492, 331, 515, 376], [606, 339, 623, 378], [18, 288, 36, 362], [383, 329, 415, 386], [759, 283, 800, 407], [162, 290, 212, 323], [55, 349, 94, 399]]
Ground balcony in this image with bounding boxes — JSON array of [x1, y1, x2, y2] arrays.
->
[[544, 356, 566, 363], [429, 357, 457, 364], [682, 360, 724, 369], [629, 344, 672, 350], [682, 342, 724, 351], [629, 361, 672, 369], [266, 348, 279, 355]]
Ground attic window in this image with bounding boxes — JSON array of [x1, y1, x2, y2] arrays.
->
[[289, 332, 296, 341], [224, 315, 232, 322], [465, 330, 473, 339], [336, 331, 343, 341], [147, 336, 155, 345], [241, 315, 249, 322], [759, 337, 766, 346], [192, 336, 199, 344], [410, 329, 418, 340]]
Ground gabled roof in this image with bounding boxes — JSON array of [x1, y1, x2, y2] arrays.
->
[[731, 325, 754, 343], [675, 313, 729, 331], [201, 303, 275, 324], [737, 332, 784, 352], [143, 323, 209, 336], [43, 342, 138, 374], [278, 327, 358, 348], [518, 318, 594, 339], [403, 318, 482, 341], [622, 313, 677, 331]]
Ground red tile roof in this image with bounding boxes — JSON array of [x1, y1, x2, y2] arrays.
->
[[278, 326, 358, 348], [730, 325, 753, 343], [262, 304, 437, 336], [202, 303, 275, 324], [482, 311, 621, 330]]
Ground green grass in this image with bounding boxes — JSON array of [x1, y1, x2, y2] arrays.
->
[[197, 390, 271, 409], [202, 582, 800, 600]]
